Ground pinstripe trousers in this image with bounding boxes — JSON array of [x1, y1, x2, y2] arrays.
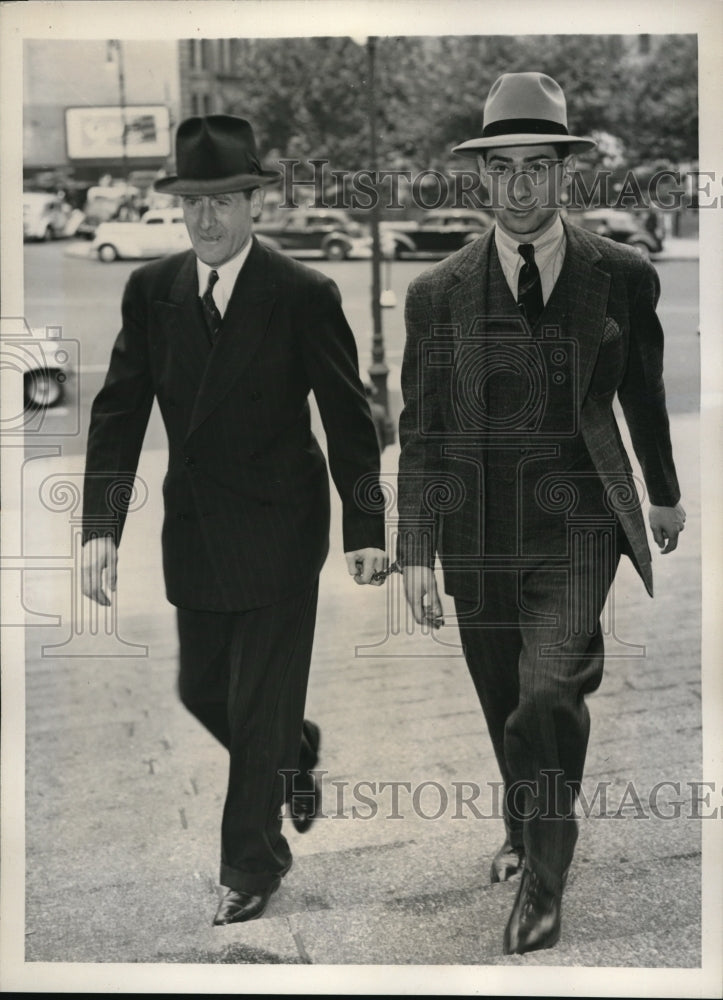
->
[[176, 581, 319, 893], [455, 528, 621, 894]]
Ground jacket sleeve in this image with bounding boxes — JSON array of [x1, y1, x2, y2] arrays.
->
[[396, 275, 445, 568], [301, 276, 386, 552], [617, 261, 681, 508], [82, 268, 155, 545]]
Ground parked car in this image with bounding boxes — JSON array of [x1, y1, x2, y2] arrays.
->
[[574, 209, 664, 258], [91, 208, 191, 262], [0, 316, 79, 440], [254, 208, 370, 260], [385, 209, 494, 258], [23, 192, 72, 242], [75, 183, 143, 239]]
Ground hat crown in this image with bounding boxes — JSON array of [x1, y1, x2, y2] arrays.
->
[[154, 113, 278, 194], [484, 72, 569, 131], [175, 115, 263, 182], [450, 71, 595, 157]]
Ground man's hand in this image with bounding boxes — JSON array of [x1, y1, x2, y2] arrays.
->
[[402, 565, 444, 629], [345, 548, 388, 586], [649, 501, 686, 554], [81, 536, 118, 605]]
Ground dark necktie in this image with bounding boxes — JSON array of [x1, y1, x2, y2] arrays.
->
[[202, 269, 223, 342], [517, 243, 544, 329]]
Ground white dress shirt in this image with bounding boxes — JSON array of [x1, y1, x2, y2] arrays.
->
[[196, 237, 253, 318], [494, 215, 566, 306]]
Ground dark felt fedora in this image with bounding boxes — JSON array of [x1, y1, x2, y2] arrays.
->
[[452, 72, 596, 157], [154, 115, 279, 194]]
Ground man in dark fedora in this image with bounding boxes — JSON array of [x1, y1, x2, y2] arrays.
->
[[81, 115, 387, 925], [397, 72, 685, 954]]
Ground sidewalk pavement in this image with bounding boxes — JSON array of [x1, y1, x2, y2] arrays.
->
[[653, 235, 699, 261], [8, 406, 718, 994]]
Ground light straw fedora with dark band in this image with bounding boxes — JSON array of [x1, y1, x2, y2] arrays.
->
[[452, 72, 596, 156], [154, 115, 279, 194]]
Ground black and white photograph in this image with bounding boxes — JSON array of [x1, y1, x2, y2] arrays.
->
[[1, 1, 721, 994]]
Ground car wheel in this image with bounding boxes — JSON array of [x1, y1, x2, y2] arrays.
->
[[24, 369, 64, 409], [628, 240, 651, 260], [324, 240, 348, 261], [98, 243, 119, 262]]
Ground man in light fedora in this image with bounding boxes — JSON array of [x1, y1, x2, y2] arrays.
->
[[81, 115, 387, 925], [397, 72, 685, 954]]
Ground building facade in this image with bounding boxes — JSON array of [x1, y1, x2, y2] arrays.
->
[[23, 39, 181, 182]]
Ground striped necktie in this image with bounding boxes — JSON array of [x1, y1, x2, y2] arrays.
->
[[202, 269, 223, 342], [517, 243, 544, 329]]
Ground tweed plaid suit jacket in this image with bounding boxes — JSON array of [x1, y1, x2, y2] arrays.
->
[[83, 237, 385, 611], [397, 222, 680, 599]]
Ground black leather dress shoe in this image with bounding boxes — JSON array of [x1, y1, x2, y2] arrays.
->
[[290, 722, 321, 834], [502, 867, 562, 955], [213, 877, 281, 926], [490, 837, 525, 883]]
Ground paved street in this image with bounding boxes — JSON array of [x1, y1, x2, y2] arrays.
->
[[3, 235, 720, 994]]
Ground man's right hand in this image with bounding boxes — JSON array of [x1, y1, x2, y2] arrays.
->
[[81, 536, 118, 606], [402, 565, 444, 629]]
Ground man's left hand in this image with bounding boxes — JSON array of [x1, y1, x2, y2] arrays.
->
[[649, 501, 686, 554], [345, 548, 388, 585]]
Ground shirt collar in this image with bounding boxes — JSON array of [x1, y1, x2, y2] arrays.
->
[[196, 237, 253, 313], [494, 214, 565, 272]]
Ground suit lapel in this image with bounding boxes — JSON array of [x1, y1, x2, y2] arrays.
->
[[448, 229, 495, 337], [154, 252, 211, 390], [187, 238, 277, 438], [562, 222, 611, 403]]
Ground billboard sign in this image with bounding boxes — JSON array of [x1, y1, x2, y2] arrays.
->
[[65, 105, 171, 161]]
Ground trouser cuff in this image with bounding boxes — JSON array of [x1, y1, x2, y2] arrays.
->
[[220, 860, 291, 894]]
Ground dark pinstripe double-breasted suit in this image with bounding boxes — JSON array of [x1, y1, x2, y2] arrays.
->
[[83, 236, 385, 891], [397, 221, 680, 891]]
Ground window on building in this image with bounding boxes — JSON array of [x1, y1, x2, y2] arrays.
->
[[201, 39, 212, 70], [219, 39, 230, 73]]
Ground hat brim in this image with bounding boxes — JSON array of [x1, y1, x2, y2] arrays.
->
[[452, 134, 597, 157], [153, 170, 279, 194]]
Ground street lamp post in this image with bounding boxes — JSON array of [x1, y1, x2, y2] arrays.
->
[[364, 36, 391, 424], [107, 40, 129, 180]]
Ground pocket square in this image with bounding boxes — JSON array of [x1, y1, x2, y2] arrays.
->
[[602, 317, 622, 344]]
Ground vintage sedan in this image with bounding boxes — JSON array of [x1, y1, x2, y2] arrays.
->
[[23, 192, 73, 242], [385, 209, 494, 258], [254, 208, 371, 260], [574, 209, 664, 258], [91, 208, 191, 262]]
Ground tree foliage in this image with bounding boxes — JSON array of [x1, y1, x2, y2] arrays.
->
[[219, 34, 698, 173]]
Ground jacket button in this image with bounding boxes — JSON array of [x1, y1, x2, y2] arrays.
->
[[184, 456, 195, 466]]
